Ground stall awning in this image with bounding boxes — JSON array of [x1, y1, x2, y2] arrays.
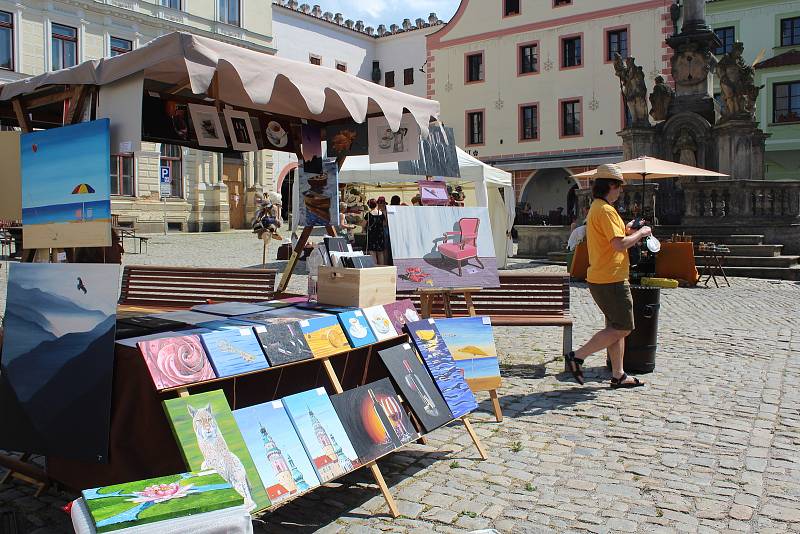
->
[[339, 147, 512, 188], [0, 32, 440, 134]]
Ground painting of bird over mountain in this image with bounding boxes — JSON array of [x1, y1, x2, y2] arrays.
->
[[0, 263, 120, 462]]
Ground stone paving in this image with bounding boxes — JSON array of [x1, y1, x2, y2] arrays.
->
[[1, 231, 799, 533]]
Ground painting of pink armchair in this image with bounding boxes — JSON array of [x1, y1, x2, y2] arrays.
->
[[437, 217, 485, 277]]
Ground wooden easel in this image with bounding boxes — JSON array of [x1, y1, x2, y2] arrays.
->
[[417, 287, 504, 423]]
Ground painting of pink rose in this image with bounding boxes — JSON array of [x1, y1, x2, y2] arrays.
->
[[138, 335, 216, 390]]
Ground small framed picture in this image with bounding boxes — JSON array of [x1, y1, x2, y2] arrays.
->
[[187, 104, 227, 148], [367, 114, 420, 164], [224, 109, 258, 152]]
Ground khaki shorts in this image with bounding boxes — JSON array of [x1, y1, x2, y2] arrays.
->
[[588, 281, 635, 331]]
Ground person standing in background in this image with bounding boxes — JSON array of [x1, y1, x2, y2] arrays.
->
[[362, 198, 386, 265]]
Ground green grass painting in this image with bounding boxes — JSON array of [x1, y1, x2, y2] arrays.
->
[[163, 390, 271, 512]]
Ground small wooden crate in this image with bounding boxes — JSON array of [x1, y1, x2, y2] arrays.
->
[[317, 266, 397, 307]]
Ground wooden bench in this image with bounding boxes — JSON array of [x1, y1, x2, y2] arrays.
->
[[397, 272, 573, 355], [119, 265, 278, 308]]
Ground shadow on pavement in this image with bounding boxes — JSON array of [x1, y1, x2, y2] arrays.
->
[[254, 449, 450, 533]]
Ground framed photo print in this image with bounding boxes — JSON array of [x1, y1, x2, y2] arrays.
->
[[367, 114, 420, 164], [419, 180, 449, 206], [224, 109, 258, 152], [188, 103, 228, 148], [259, 116, 295, 153]]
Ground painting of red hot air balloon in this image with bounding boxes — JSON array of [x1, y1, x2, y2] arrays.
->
[[20, 119, 111, 248]]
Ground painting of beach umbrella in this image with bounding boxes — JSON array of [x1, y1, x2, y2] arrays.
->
[[21, 119, 111, 248], [435, 317, 502, 392], [72, 183, 96, 221]]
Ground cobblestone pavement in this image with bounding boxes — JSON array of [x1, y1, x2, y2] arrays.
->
[[1, 231, 799, 533]]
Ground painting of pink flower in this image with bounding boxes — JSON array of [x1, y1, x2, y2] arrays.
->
[[138, 335, 216, 390], [129, 482, 192, 504]]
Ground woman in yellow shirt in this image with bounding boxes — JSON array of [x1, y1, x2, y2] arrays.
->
[[566, 164, 652, 389]]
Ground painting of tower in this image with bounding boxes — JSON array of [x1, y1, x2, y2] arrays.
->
[[233, 400, 320, 505], [283, 387, 359, 483]]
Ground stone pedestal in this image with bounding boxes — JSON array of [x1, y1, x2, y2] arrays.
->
[[620, 127, 658, 160], [714, 120, 770, 180]]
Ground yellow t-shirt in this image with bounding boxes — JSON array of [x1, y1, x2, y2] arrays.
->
[[586, 199, 629, 284]]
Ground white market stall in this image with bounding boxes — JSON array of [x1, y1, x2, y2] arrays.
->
[[292, 146, 516, 266]]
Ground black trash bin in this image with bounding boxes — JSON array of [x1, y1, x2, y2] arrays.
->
[[624, 285, 661, 373]]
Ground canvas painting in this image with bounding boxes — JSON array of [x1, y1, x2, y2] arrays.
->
[[336, 310, 378, 348], [138, 335, 216, 390], [82, 471, 242, 533], [0, 263, 120, 462], [116, 331, 184, 349], [21, 119, 112, 249], [163, 390, 270, 512], [152, 311, 225, 325], [299, 316, 351, 358], [362, 305, 399, 341], [191, 302, 269, 317], [406, 319, 478, 419], [301, 124, 323, 173], [398, 124, 461, 179], [387, 206, 500, 291], [259, 116, 295, 153], [199, 328, 270, 378], [382, 300, 421, 335], [254, 323, 314, 366], [0, 131, 21, 220], [330, 378, 417, 465], [117, 315, 188, 333], [419, 180, 450, 206], [188, 104, 228, 148], [435, 317, 502, 392], [141, 94, 192, 147], [234, 400, 320, 505], [377, 343, 453, 433], [238, 307, 329, 326], [298, 158, 339, 227], [282, 387, 359, 482], [224, 109, 258, 152], [326, 120, 368, 158], [367, 114, 420, 164]]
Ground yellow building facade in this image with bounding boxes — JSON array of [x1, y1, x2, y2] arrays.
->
[[427, 0, 674, 220], [0, 0, 274, 232]]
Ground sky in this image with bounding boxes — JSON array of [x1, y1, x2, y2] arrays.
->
[[313, 0, 460, 28]]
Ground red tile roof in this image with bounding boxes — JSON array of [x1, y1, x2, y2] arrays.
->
[[755, 49, 800, 70], [314, 455, 335, 469]]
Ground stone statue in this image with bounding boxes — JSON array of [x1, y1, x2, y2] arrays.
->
[[614, 54, 649, 127], [716, 42, 762, 120], [670, 2, 681, 37], [649, 76, 674, 122], [674, 128, 697, 167]]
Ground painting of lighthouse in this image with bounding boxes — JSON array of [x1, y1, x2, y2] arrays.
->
[[234, 400, 320, 505], [282, 387, 359, 483]]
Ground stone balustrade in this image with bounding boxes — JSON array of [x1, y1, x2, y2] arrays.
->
[[683, 180, 800, 223]]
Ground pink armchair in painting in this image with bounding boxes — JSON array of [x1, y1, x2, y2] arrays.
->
[[437, 217, 485, 277]]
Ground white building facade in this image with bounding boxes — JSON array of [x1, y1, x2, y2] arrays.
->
[[426, 0, 674, 219], [0, 0, 275, 232]]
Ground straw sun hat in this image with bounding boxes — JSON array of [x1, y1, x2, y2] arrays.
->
[[593, 163, 625, 182]]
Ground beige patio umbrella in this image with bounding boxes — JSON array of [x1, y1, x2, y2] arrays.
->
[[573, 156, 728, 218]]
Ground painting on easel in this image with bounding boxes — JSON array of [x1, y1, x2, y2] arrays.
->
[[435, 316, 502, 392], [387, 206, 500, 291]]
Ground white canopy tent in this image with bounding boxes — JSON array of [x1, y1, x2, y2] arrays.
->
[[293, 147, 516, 266]]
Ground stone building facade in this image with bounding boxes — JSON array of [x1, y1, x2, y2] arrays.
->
[[426, 0, 675, 218], [0, 0, 275, 232]]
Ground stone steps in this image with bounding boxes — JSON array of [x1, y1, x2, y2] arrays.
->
[[695, 255, 800, 268], [699, 244, 783, 257], [702, 265, 800, 281], [657, 233, 766, 245]]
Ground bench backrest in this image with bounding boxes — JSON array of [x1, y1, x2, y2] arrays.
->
[[397, 272, 570, 317], [119, 265, 278, 308]]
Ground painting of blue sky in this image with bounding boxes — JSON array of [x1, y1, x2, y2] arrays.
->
[[21, 119, 111, 248]]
